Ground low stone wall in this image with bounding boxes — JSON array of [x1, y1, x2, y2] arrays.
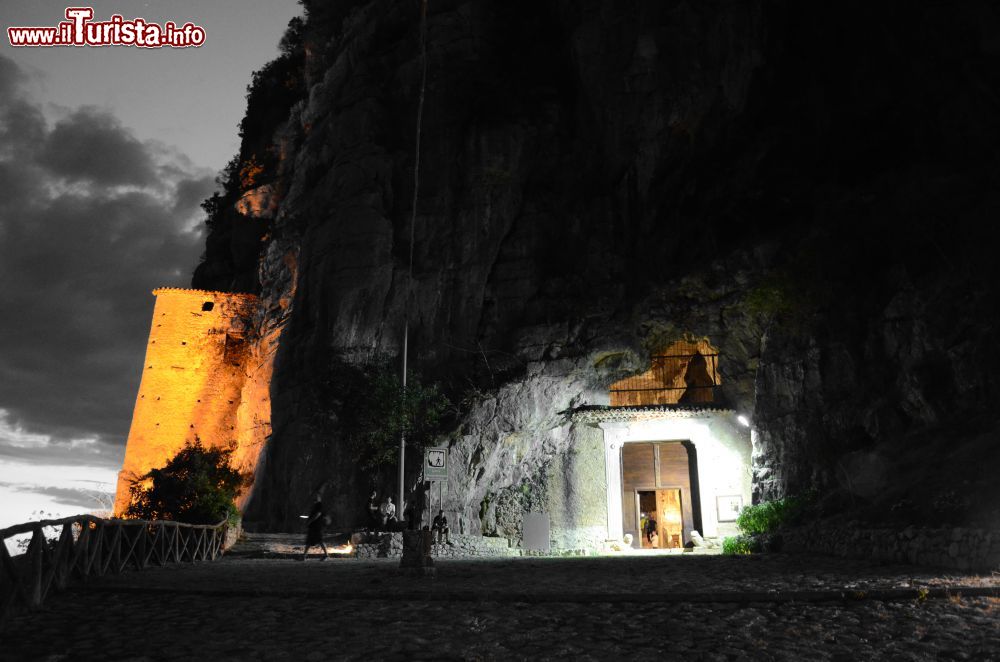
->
[[783, 523, 1000, 572], [224, 522, 243, 551], [352, 532, 518, 559]]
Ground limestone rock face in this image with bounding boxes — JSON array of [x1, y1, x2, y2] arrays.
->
[[195, 1, 1000, 532]]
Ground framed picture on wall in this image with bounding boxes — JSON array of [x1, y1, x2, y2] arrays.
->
[[717, 495, 743, 522]]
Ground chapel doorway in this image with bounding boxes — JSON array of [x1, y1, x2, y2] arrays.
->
[[621, 441, 700, 548], [636, 489, 683, 548]]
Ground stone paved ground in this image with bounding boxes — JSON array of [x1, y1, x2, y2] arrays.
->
[[2, 554, 998, 661]]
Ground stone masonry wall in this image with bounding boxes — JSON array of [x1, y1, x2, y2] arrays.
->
[[352, 532, 517, 559], [114, 288, 270, 514], [783, 524, 1000, 573]]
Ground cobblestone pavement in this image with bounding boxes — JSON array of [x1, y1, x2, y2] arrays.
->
[[2, 554, 998, 661]]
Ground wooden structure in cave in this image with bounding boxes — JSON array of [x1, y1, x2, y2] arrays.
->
[[609, 339, 721, 407]]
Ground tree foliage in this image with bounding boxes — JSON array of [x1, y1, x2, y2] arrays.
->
[[340, 361, 452, 472], [125, 441, 249, 525]]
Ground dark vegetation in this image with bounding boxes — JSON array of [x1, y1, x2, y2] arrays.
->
[[192, 16, 307, 293], [723, 494, 815, 555], [328, 360, 452, 475], [125, 441, 250, 525]]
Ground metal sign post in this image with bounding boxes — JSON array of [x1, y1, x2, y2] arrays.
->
[[424, 446, 448, 526], [424, 447, 448, 481]]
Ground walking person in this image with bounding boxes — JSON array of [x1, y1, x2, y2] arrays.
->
[[302, 498, 330, 560]]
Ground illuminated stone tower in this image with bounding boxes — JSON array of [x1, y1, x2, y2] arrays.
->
[[113, 288, 270, 515]]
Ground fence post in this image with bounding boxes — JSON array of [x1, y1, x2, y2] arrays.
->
[[74, 522, 91, 580], [28, 525, 43, 608], [135, 525, 147, 570], [53, 524, 73, 590], [90, 522, 104, 577], [109, 524, 121, 574]]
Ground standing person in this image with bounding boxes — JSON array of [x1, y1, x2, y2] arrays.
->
[[644, 515, 658, 547], [379, 496, 396, 528], [404, 500, 417, 531], [432, 509, 451, 545], [367, 490, 380, 530], [302, 498, 330, 561]]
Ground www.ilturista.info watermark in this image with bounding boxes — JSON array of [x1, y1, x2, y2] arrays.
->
[[7, 7, 206, 48]]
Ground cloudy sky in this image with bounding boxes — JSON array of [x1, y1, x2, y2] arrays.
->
[[0, 0, 300, 535]]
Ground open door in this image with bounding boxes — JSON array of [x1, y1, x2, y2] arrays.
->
[[636, 488, 683, 549], [622, 441, 698, 548], [656, 489, 683, 549]]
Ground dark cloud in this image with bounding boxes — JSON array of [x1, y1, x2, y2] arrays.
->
[[0, 438, 124, 470], [173, 176, 217, 217], [0, 55, 25, 98], [0, 98, 47, 155], [0, 54, 211, 455], [38, 107, 158, 186]]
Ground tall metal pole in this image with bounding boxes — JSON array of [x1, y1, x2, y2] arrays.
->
[[399, 0, 429, 516], [398, 320, 408, 519]]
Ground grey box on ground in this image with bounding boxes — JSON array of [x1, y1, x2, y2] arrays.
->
[[523, 512, 550, 553]]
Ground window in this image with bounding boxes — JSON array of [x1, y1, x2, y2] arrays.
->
[[202, 301, 214, 311]]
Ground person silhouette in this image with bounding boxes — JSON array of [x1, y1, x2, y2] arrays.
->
[[367, 490, 379, 529], [302, 498, 330, 561], [679, 352, 715, 404], [432, 509, 451, 544]]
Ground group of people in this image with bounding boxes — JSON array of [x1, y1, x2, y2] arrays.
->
[[301, 492, 452, 559]]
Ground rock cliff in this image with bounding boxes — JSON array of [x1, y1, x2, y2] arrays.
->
[[193, 1, 1000, 534]]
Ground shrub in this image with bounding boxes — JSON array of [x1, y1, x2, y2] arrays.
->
[[125, 440, 249, 525], [722, 535, 754, 555], [736, 494, 813, 535]]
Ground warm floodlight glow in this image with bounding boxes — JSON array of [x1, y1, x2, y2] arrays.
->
[[737, 415, 750, 427], [113, 288, 277, 516]]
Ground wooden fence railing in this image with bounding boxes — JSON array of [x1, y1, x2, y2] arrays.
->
[[0, 515, 230, 626]]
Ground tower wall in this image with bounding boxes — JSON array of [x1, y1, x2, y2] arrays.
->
[[113, 288, 268, 515]]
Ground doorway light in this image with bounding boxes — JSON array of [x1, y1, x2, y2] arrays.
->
[[737, 415, 750, 427]]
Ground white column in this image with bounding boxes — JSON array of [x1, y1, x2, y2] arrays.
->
[[601, 424, 627, 541]]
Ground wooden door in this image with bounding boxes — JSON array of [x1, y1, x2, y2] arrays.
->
[[656, 489, 683, 549]]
